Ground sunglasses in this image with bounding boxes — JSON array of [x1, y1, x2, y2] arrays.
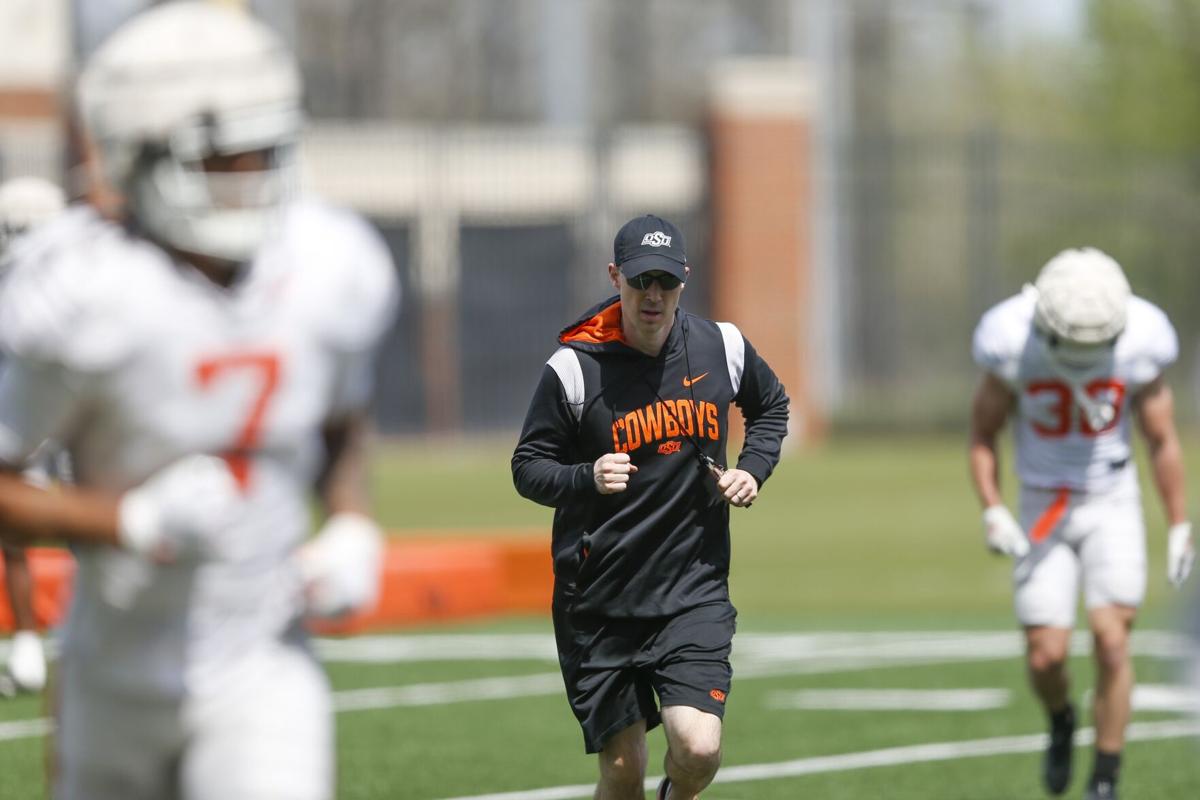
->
[[625, 271, 683, 291]]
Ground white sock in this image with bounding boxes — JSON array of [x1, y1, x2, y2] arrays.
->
[[8, 630, 46, 691]]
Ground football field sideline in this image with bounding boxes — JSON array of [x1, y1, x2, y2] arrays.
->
[[1, 628, 1198, 797], [1, 629, 1194, 746], [434, 719, 1200, 800]]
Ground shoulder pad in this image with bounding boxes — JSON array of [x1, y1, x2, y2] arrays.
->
[[287, 202, 399, 352], [972, 291, 1033, 384], [1121, 297, 1178, 385], [0, 209, 141, 371]]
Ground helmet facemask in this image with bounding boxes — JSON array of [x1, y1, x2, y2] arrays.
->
[[1038, 331, 1117, 372], [126, 103, 300, 265]]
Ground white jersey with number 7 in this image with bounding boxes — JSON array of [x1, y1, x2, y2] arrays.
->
[[0, 201, 397, 697], [972, 287, 1177, 494]]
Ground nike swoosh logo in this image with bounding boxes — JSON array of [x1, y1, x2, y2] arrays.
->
[[683, 372, 709, 388]]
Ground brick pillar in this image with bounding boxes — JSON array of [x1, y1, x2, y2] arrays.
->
[[709, 59, 823, 444]]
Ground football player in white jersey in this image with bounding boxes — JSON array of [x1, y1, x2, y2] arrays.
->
[[968, 248, 1193, 800], [0, 4, 397, 799], [0, 175, 66, 698]]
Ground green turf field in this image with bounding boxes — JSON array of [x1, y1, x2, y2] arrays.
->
[[2, 434, 1198, 798]]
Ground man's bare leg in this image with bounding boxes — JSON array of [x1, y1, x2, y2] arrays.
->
[[1085, 604, 1137, 794], [659, 706, 722, 799], [1026, 625, 1073, 712], [595, 720, 647, 800], [1026, 625, 1075, 794]]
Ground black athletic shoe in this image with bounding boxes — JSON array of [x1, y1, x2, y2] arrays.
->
[[1084, 778, 1118, 800], [1042, 705, 1075, 795], [656, 777, 672, 800]]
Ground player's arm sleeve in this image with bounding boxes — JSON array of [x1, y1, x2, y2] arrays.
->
[[511, 365, 593, 508], [1130, 305, 1179, 388], [0, 229, 117, 466], [0, 360, 82, 468], [971, 308, 1021, 386], [734, 336, 790, 488], [314, 410, 372, 517], [326, 222, 401, 418], [0, 241, 97, 468]]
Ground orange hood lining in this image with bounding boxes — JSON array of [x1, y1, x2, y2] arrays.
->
[[560, 301, 626, 345]]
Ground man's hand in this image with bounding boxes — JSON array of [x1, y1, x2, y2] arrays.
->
[[982, 505, 1030, 558], [297, 512, 384, 619], [717, 468, 758, 508], [594, 453, 638, 494], [1167, 521, 1195, 589], [116, 454, 242, 561]]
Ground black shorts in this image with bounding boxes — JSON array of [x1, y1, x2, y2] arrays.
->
[[552, 600, 736, 754]]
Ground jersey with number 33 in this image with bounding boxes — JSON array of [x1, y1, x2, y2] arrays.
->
[[0, 202, 397, 696], [972, 287, 1176, 494]]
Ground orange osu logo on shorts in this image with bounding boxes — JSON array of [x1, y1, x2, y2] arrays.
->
[[658, 440, 682, 455], [709, 689, 726, 703]]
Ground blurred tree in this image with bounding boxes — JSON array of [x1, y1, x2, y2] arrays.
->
[[1084, 0, 1200, 154], [989, 0, 1200, 409], [1059, 1, 1200, 324]]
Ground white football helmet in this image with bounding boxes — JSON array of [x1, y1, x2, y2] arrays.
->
[[76, 1, 301, 264], [0, 176, 66, 257], [1033, 247, 1131, 350]]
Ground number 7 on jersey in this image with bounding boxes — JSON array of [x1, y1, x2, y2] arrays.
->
[[195, 352, 282, 490]]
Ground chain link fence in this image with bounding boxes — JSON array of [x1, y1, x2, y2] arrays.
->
[[6, 0, 1199, 435], [835, 131, 1200, 429]]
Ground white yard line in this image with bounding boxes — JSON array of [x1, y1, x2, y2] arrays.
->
[[7, 677, 1194, 744], [0, 673, 568, 743], [4, 629, 1193, 667], [766, 684, 1200, 714], [1, 630, 1194, 746], [0, 717, 54, 742], [316, 634, 559, 663], [435, 720, 1200, 800], [1125, 684, 1200, 713], [333, 673, 564, 711], [312, 629, 1194, 669], [765, 687, 1012, 711]]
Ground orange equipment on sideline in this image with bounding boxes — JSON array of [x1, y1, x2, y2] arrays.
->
[[0, 536, 554, 635]]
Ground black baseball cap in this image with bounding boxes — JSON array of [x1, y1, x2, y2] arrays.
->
[[613, 214, 687, 281]]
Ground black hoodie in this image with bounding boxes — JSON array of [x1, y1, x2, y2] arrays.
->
[[512, 296, 789, 618]]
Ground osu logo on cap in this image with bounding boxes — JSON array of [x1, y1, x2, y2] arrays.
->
[[709, 689, 726, 703], [641, 231, 672, 247]]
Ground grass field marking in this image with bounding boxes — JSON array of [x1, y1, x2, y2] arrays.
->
[[766, 684, 1200, 714], [765, 687, 1013, 711], [333, 673, 564, 711], [437, 784, 598, 800], [0, 718, 53, 742], [315, 634, 558, 663], [310, 629, 1193, 667], [435, 719, 1200, 800], [0, 674, 567, 746], [1113, 684, 1200, 713], [735, 629, 1192, 678], [5, 629, 1188, 667]]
